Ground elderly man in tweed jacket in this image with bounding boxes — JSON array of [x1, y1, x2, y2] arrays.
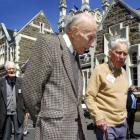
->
[[22, 12, 97, 140]]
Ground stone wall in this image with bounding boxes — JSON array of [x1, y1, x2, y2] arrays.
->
[[20, 25, 40, 38], [33, 14, 51, 29], [20, 13, 52, 38], [96, 2, 140, 54], [19, 37, 36, 64], [18, 12, 53, 67]]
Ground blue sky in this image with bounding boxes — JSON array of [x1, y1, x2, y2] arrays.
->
[[0, 0, 140, 32]]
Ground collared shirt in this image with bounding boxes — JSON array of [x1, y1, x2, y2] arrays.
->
[[63, 34, 80, 94], [6, 77, 17, 115], [131, 93, 137, 109], [63, 34, 74, 54]]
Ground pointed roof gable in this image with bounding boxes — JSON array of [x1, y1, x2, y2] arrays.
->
[[117, 0, 140, 20], [100, 0, 140, 25], [16, 10, 52, 35]]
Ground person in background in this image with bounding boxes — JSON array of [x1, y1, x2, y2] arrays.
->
[[23, 113, 30, 136], [0, 61, 25, 140], [22, 12, 97, 140], [127, 85, 138, 139], [85, 38, 129, 140]]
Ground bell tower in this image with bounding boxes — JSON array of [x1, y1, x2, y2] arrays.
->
[[58, 0, 67, 32], [102, 0, 110, 14], [81, 0, 90, 11]]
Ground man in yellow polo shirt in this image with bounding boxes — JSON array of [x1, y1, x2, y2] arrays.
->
[[85, 38, 129, 140]]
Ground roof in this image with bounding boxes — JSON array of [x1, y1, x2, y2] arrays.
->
[[0, 23, 14, 42], [116, 0, 140, 20], [100, 0, 140, 25], [16, 10, 52, 35]]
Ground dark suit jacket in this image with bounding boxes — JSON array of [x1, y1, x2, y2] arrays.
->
[[0, 76, 25, 137], [127, 91, 137, 112], [22, 33, 87, 140]]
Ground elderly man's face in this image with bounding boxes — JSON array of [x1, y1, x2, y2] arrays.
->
[[109, 43, 128, 69], [70, 21, 97, 55], [7, 64, 16, 78]]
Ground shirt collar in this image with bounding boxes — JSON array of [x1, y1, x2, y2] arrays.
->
[[63, 34, 74, 54]]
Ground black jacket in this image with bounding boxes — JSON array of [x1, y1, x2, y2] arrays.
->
[[0, 77, 25, 138], [126, 91, 137, 112]]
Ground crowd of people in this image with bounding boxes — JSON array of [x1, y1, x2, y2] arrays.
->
[[0, 12, 139, 140]]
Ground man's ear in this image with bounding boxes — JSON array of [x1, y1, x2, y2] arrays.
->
[[108, 49, 112, 58], [70, 26, 79, 37]]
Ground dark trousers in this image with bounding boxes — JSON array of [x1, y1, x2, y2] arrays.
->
[[3, 114, 24, 140], [127, 109, 136, 134]]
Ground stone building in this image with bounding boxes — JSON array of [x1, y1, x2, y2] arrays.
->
[[0, 0, 140, 89], [0, 10, 53, 76], [58, 0, 140, 91], [96, 0, 140, 87]]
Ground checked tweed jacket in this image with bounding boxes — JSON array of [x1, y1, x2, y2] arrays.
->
[[22, 33, 87, 140]]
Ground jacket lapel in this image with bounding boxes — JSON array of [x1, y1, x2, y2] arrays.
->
[[1, 78, 7, 106], [58, 34, 78, 100], [15, 77, 19, 99], [78, 71, 83, 101]]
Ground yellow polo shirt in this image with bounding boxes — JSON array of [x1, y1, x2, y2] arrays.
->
[[85, 63, 129, 126]]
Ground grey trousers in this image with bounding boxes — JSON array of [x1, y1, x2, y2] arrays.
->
[[3, 115, 24, 140], [95, 121, 127, 140]]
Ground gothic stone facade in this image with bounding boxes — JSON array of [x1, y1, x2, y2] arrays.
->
[[96, 0, 140, 87], [15, 11, 53, 75], [0, 11, 53, 76]]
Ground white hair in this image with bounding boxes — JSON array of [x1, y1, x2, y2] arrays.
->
[[109, 38, 130, 50], [5, 61, 16, 70], [64, 12, 96, 33]]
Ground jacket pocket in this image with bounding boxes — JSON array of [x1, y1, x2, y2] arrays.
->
[[38, 109, 63, 119]]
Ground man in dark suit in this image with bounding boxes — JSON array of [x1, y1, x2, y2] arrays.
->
[[127, 85, 138, 139], [22, 12, 97, 140], [0, 61, 25, 140]]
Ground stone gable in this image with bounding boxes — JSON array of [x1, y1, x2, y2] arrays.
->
[[19, 37, 35, 63], [16, 11, 53, 72], [33, 14, 51, 29], [20, 13, 52, 37], [96, 1, 140, 54], [103, 4, 130, 30], [20, 25, 40, 38]]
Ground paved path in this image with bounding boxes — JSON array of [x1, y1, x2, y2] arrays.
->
[[12, 120, 140, 140]]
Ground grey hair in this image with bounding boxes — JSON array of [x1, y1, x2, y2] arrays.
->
[[109, 38, 130, 50], [64, 12, 95, 33], [5, 61, 16, 70]]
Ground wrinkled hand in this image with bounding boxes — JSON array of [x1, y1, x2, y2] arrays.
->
[[96, 119, 108, 132]]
